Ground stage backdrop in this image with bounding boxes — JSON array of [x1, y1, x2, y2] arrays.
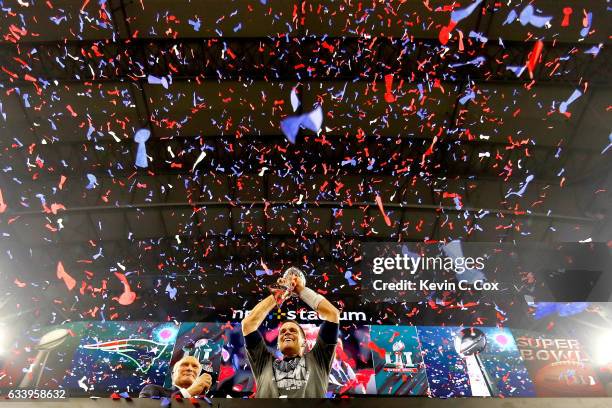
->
[[1, 313, 610, 398]]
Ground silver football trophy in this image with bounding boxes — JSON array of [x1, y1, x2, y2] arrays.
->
[[454, 327, 499, 396], [19, 328, 70, 388], [268, 267, 306, 306], [183, 338, 214, 377]]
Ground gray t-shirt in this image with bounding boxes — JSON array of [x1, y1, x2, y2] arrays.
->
[[245, 321, 338, 398]]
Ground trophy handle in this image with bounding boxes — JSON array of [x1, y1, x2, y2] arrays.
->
[[267, 267, 304, 305], [268, 283, 292, 306]]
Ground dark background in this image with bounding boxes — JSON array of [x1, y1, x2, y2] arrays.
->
[[0, 0, 610, 333]]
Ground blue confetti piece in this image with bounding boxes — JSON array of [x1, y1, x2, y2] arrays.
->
[[580, 12, 592, 37], [188, 18, 201, 32], [502, 9, 517, 25], [451, 0, 482, 23], [519, 4, 552, 28], [279, 106, 323, 144], [134, 128, 151, 168], [344, 271, 357, 286], [86, 173, 98, 190], [458, 89, 476, 105], [166, 283, 177, 300], [533, 302, 590, 320]]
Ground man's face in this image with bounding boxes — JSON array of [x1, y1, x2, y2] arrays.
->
[[172, 356, 201, 388], [278, 322, 304, 357]]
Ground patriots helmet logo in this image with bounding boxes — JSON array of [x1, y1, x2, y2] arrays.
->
[[82, 325, 178, 374]]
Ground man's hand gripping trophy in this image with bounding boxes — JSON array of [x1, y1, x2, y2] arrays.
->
[[268, 267, 306, 306]]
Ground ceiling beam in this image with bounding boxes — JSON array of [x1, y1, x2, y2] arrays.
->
[[0, 38, 608, 85], [5, 199, 596, 222]]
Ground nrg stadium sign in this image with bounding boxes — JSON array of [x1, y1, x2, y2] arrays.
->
[[232, 308, 367, 322]]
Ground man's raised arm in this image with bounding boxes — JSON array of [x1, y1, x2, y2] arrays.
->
[[314, 296, 341, 323], [241, 294, 277, 335], [291, 276, 340, 323]]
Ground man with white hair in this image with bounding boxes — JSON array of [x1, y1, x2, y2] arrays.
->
[[139, 355, 212, 398]]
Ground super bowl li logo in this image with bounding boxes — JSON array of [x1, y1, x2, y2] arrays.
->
[[383, 341, 419, 373]]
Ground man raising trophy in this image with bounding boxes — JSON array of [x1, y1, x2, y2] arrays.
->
[[241, 267, 340, 398]]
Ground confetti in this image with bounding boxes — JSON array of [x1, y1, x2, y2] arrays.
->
[[166, 283, 177, 300], [601, 133, 612, 154], [0, 1, 608, 399], [57, 261, 76, 291], [0, 188, 7, 213], [458, 89, 476, 105], [85, 174, 98, 190], [383, 74, 396, 103], [112, 272, 136, 306], [532, 303, 590, 320], [192, 150, 207, 173], [505, 175, 535, 198], [561, 7, 573, 27], [375, 195, 392, 227], [559, 90, 582, 115], [526, 40, 544, 79], [519, 4, 552, 28], [280, 105, 323, 144], [439, 0, 483, 45], [147, 75, 170, 89], [580, 10, 593, 37], [134, 128, 152, 168], [290, 87, 300, 112]]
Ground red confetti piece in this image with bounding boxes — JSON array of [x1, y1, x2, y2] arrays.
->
[[526, 40, 544, 79], [66, 104, 78, 117], [562, 7, 573, 27], [0, 188, 7, 213], [112, 272, 136, 306], [80, 0, 90, 12], [375, 194, 392, 227], [421, 136, 438, 167], [367, 341, 386, 359], [43, 203, 67, 215], [57, 261, 76, 291], [389, 331, 401, 343], [438, 20, 458, 45], [384, 73, 396, 103]]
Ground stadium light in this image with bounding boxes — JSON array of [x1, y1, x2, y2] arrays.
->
[[0, 322, 7, 355]]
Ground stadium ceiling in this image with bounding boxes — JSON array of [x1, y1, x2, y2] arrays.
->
[[0, 1, 610, 319]]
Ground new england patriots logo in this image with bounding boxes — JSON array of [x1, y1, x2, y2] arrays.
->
[[82, 325, 178, 374]]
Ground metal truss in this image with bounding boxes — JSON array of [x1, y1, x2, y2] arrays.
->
[[0, 37, 609, 85], [0, 133, 594, 183], [6, 199, 595, 222]]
